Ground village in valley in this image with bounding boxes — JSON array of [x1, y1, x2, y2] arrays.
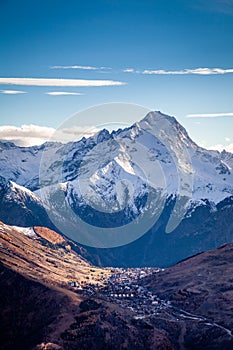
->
[[68, 267, 168, 318]]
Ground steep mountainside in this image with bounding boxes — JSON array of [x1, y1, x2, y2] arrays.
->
[[0, 175, 54, 227], [1, 221, 233, 349], [87, 194, 233, 267], [142, 243, 233, 349], [0, 221, 107, 286], [0, 222, 173, 350], [0, 111, 232, 266]]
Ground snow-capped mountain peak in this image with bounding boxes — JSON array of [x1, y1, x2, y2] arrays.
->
[[0, 111, 233, 263], [0, 111, 232, 220]]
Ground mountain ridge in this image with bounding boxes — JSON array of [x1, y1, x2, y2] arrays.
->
[[0, 111, 233, 266]]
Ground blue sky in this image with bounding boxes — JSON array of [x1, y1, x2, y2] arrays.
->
[[0, 0, 233, 150]]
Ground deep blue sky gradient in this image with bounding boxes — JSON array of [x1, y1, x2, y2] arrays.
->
[[0, 0, 233, 148]]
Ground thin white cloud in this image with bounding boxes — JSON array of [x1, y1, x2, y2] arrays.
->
[[225, 137, 231, 142], [45, 91, 83, 96], [50, 65, 111, 70], [186, 112, 233, 118], [0, 124, 54, 138], [0, 77, 125, 87], [226, 144, 233, 153], [0, 89, 26, 94], [123, 68, 136, 73], [0, 124, 55, 147], [208, 143, 233, 153], [123, 67, 233, 75], [61, 126, 100, 137], [0, 124, 100, 146], [143, 68, 233, 75]]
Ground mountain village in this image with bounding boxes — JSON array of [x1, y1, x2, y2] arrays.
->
[[69, 267, 168, 318]]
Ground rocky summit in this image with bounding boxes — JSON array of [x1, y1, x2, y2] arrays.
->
[[0, 111, 232, 267]]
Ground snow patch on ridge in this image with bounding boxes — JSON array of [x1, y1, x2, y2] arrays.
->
[[11, 225, 38, 238]]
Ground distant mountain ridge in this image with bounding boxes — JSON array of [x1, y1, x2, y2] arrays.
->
[[0, 111, 233, 266], [0, 112, 232, 197]]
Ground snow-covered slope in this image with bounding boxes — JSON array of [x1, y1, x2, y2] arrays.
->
[[135, 112, 233, 203], [37, 111, 233, 236], [0, 111, 233, 265], [0, 112, 232, 209], [0, 175, 54, 227]]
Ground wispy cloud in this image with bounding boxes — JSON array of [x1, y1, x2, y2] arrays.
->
[[123, 67, 233, 75], [45, 91, 83, 96], [0, 124, 55, 147], [50, 65, 111, 70], [60, 126, 100, 138], [0, 89, 27, 94], [0, 124, 100, 146], [208, 143, 233, 153], [0, 77, 125, 87], [143, 68, 233, 75], [186, 112, 233, 118], [123, 68, 136, 73], [226, 144, 233, 153]]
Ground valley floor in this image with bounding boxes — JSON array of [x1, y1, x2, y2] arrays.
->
[[1, 221, 233, 350]]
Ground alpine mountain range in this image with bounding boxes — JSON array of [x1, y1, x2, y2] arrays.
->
[[0, 111, 233, 267]]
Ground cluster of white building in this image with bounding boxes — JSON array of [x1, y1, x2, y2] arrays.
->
[[97, 267, 164, 316], [67, 266, 167, 317]]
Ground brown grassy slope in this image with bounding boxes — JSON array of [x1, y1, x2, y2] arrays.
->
[[34, 226, 65, 245], [0, 262, 174, 350], [0, 222, 174, 350], [0, 263, 67, 350], [0, 221, 109, 287], [146, 243, 233, 321]]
